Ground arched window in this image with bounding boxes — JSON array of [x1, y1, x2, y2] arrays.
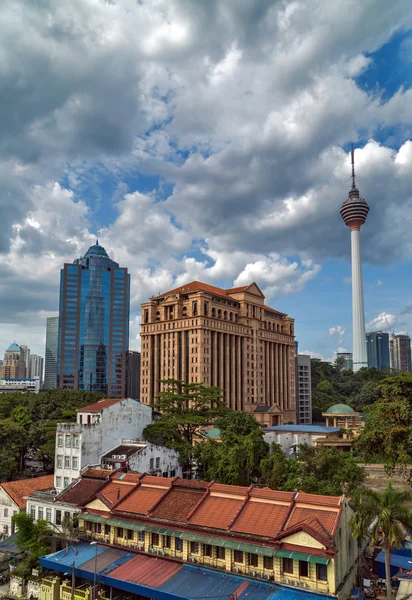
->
[[229, 312, 233, 321], [182, 306, 187, 317], [223, 311, 227, 320], [218, 309, 222, 319], [212, 308, 216, 318], [156, 311, 160, 321], [144, 310, 149, 324]]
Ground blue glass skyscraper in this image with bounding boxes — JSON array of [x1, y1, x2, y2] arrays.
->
[[366, 331, 390, 371], [57, 242, 130, 397]]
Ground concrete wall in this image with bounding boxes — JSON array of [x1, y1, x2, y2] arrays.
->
[[263, 430, 324, 455], [0, 487, 19, 539], [127, 443, 182, 477], [27, 497, 77, 530]]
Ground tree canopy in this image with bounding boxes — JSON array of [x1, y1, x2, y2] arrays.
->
[[12, 513, 52, 577], [351, 484, 412, 600], [143, 379, 229, 475]]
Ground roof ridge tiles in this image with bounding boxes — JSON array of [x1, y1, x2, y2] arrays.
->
[[186, 480, 214, 522], [148, 476, 180, 516], [228, 485, 253, 530]]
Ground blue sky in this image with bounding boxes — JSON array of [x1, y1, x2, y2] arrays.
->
[[0, 0, 412, 361]]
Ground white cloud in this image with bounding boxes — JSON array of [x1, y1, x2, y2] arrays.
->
[[366, 312, 396, 331]]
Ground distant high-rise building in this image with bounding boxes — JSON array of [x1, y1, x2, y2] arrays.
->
[[336, 352, 353, 371], [295, 346, 312, 424], [29, 354, 44, 387], [141, 281, 296, 424], [366, 331, 390, 371], [20, 345, 31, 376], [340, 146, 369, 372], [57, 242, 130, 396], [126, 351, 141, 399], [390, 335, 412, 373], [44, 317, 59, 389], [0, 343, 27, 378]]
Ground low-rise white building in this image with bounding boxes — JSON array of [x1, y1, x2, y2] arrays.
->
[[27, 470, 110, 530], [0, 475, 54, 538], [263, 424, 341, 455], [101, 439, 182, 478], [0, 377, 40, 393], [54, 397, 152, 491]]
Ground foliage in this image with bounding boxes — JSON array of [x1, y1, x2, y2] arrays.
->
[[351, 484, 412, 600], [194, 412, 269, 485], [143, 379, 229, 475], [12, 513, 52, 577], [356, 373, 412, 472], [0, 389, 104, 478], [260, 443, 365, 495], [310, 358, 387, 417]]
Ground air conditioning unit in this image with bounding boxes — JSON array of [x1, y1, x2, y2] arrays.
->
[[188, 557, 197, 563], [148, 546, 153, 552], [281, 578, 290, 585], [249, 570, 256, 577], [232, 567, 240, 574], [262, 574, 271, 581], [158, 550, 165, 556]]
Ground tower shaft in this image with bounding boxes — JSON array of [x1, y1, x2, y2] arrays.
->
[[351, 227, 368, 371]]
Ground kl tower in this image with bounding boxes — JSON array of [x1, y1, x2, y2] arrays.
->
[[340, 145, 369, 372]]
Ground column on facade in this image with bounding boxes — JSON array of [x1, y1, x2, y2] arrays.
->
[[283, 345, 289, 412], [236, 336, 242, 411], [154, 334, 160, 398], [230, 334, 236, 410], [274, 343, 279, 409], [219, 332, 225, 398], [278, 344, 284, 410], [269, 342, 274, 406], [213, 331, 218, 387], [225, 333, 231, 408]]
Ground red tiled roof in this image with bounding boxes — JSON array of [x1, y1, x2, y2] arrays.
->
[[97, 481, 136, 508], [189, 497, 244, 529], [173, 478, 209, 489], [231, 501, 290, 537], [82, 469, 111, 480], [249, 488, 294, 502], [111, 473, 141, 483], [115, 486, 169, 515], [77, 398, 125, 412], [263, 305, 286, 316], [151, 488, 205, 522], [296, 492, 342, 507], [110, 553, 182, 587], [286, 507, 339, 536], [140, 475, 173, 487], [225, 286, 249, 294], [2, 475, 54, 508], [151, 281, 230, 300], [58, 479, 106, 506], [210, 483, 250, 496]]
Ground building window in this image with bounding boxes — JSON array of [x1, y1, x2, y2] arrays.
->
[[248, 553, 258, 567], [117, 527, 123, 538], [64, 456, 70, 468], [3, 525, 8, 535], [283, 558, 293, 574], [190, 542, 199, 554], [299, 561, 309, 577], [65, 435, 71, 447], [57, 455, 63, 468], [104, 524, 110, 535], [216, 546, 225, 560], [3, 508, 7, 518], [264, 556, 273, 570], [152, 533, 159, 546], [55, 510, 62, 525], [57, 435, 63, 447], [149, 458, 154, 471], [127, 529, 134, 540], [138, 531, 145, 543], [316, 563, 328, 581], [164, 536, 171, 548], [73, 435, 79, 447], [72, 456, 78, 469], [38, 508, 44, 520], [203, 544, 212, 557], [234, 550, 244, 564], [56, 476, 62, 488], [46, 509, 52, 522], [64, 477, 69, 488], [175, 538, 183, 551], [155, 457, 160, 469]]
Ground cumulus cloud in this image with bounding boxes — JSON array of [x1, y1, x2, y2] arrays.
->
[[366, 312, 396, 331], [1, 0, 412, 356]]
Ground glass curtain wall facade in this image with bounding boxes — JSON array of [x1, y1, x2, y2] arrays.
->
[[366, 331, 390, 371], [44, 317, 59, 389], [57, 243, 130, 397]]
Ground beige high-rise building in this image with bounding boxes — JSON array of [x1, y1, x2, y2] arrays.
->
[[0, 343, 27, 379], [140, 281, 296, 424]]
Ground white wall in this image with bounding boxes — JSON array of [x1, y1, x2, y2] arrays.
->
[[263, 430, 326, 455], [0, 488, 19, 538], [127, 443, 182, 477], [27, 497, 77, 531], [55, 399, 152, 490]]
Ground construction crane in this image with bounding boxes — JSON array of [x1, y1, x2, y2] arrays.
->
[[383, 313, 395, 338]]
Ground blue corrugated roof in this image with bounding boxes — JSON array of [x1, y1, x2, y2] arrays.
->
[[263, 425, 340, 433], [40, 542, 335, 600], [375, 550, 412, 570]]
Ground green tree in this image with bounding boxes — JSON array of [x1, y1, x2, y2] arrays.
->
[[143, 379, 229, 476], [0, 419, 26, 477], [351, 484, 412, 600], [12, 513, 52, 577], [195, 412, 269, 485], [356, 374, 412, 472], [260, 443, 302, 490]]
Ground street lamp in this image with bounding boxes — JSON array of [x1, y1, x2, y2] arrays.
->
[[90, 542, 98, 600]]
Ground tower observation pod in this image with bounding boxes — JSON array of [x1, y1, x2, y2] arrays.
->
[[340, 146, 369, 372]]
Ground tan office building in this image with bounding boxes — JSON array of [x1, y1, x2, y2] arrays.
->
[[140, 281, 296, 424]]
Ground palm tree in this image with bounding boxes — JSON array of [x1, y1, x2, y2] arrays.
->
[[351, 484, 412, 600]]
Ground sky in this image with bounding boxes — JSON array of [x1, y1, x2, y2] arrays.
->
[[1, 0, 412, 361]]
